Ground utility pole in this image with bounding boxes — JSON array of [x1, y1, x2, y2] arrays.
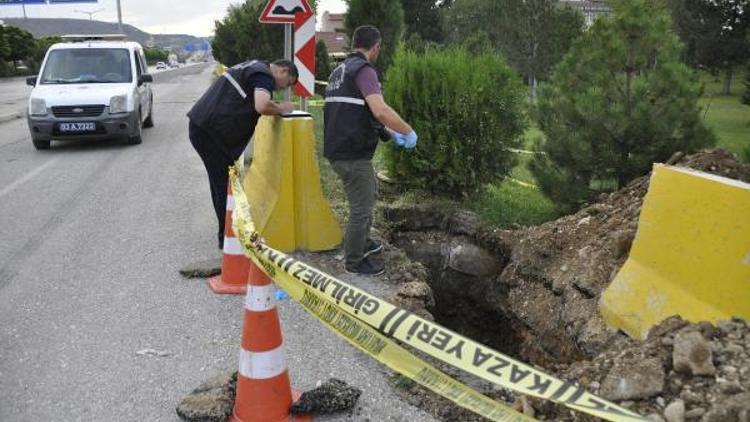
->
[[116, 0, 123, 34], [22, 3, 27, 19], [284, 23, 292, 102]]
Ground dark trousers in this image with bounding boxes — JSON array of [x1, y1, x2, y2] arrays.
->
[[189, 122, 234, 250], [329, 159, 378, 266]]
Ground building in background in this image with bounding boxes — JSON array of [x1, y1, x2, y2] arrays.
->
[[560, 0, 611, 27], [317, 11, 348, 62]]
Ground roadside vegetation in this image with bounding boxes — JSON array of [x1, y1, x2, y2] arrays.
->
[[209, 0, 750, 229]]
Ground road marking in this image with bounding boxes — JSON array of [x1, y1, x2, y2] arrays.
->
[[0, 157, 61, 199]]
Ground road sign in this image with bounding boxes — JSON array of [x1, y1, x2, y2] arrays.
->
[[0, 0, 47, 5], [293, 11, 315, 98], [259, 0, 312, 24]]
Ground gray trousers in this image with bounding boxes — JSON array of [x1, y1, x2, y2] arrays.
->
[[329, 159, 378, 266]]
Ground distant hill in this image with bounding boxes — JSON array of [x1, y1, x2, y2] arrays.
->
[[2, 18, 206, 51]]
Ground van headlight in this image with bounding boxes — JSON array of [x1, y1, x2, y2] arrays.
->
[[109, 95, 128, 114], [30, 98, 47, 116]]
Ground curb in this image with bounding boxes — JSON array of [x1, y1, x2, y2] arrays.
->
[[0, 111, 22, 125]]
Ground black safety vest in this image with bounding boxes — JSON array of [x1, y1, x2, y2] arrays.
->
[[323, 52, 380, 161], [187, 60, 273, 159]]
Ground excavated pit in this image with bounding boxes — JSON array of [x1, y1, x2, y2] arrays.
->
[[381, 149, 750, 421], [385, 206, 586, 368]]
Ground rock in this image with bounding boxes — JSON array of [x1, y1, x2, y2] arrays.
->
[[290, 378, 361, 415], [175, 372, 235, 422], [684, 407, 705, 419], [611, 230, 635, 259], [718, 379, 743, 394], [664, 399, 685, 422], [600, 357, 665, 400], [673, 330, 716, 376], [446, 210, 482, 237], [445, 243, 501, 277], [648, 414, 666, 422], [701, 392, 750, 422]]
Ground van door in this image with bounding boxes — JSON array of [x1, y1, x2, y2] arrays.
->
[[133, 49, 148, 121]]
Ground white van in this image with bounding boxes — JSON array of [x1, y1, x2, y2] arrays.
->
[[26, 35, 154, 149]]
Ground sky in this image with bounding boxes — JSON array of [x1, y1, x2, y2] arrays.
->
[[0, 0, 347, 37]]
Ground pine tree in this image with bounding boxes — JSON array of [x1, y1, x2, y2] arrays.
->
[[531, 0, 716, 211], [667, 0, 750, 95], [445, 0, 584, 98], [345, 0, 405, 70], [314, 39, 331, 95], [743, 62, 750, 106], [401, 0, 444, 44]]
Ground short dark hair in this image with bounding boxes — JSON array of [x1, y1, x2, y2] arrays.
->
[[272, 59, 299, 80], [352, 25, 381, 50]]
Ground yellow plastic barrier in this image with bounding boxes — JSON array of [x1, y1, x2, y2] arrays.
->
[[600, 164, 750, 339], [243, 114, 342, 252]]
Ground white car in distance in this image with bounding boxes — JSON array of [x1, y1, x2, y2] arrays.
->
[[26, 34, 154, 150]]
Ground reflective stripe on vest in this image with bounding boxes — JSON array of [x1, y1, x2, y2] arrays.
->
[[223, 72, 247, 99], [325, 96, 365, 106]]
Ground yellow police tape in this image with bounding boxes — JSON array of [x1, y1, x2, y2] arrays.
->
[[229, 167, 646, 422]]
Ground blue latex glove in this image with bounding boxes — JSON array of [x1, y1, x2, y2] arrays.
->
[[404, 131, 418, 149], [275, 288, 289, 301], [392, 132, 407, 147]]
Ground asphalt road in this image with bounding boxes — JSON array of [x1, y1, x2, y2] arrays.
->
[[0, 64, 437, 421]]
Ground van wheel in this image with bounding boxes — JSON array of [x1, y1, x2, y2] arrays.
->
[[127, 111, 143, 145], [33, 139, 51, 150], [143, 101, 154, 128]]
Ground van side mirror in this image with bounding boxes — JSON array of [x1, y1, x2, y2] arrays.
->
[[26, 76, 37, 87], [139, 74, 153, 85]]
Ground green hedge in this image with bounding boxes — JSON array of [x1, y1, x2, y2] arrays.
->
[[383, 47, 528, 197]]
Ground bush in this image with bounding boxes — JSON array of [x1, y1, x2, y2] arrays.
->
[[383, 47, 528, 197]]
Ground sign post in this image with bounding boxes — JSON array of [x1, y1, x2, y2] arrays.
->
[[259, 0, 315, 109]]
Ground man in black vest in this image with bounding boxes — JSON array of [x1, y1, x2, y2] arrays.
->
[[188, 59, 297, 249], [324, 26, 418, 276]]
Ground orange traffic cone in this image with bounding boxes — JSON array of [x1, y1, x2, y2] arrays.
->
[[230, 262, 311, 422], [208, 182, 250, 295]]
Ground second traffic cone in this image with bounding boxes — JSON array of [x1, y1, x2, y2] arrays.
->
[[208, 182, 249, 295], [230, 262, 311, 422]]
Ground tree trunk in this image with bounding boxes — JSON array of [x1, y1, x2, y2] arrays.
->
[[722, 67, 733, 96], [528, 74, 537, 100]]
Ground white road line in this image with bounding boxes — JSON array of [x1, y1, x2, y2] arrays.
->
[[0, 157, 61, 199]]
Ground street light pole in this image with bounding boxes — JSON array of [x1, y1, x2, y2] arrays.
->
[[74, 8, 105, 20], [116, 0, 123, 34]]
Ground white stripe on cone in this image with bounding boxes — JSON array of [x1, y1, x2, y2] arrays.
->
[[226, 195, 235, 211], [238, 346, 287, 380], [223, 236, 244, 255], [245, 284, 277, 312]]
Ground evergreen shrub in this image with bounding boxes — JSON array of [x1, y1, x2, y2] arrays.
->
[[383, 47, 528, 197]]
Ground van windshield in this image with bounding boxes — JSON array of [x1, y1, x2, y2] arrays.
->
[[40, 48, 132, 84]]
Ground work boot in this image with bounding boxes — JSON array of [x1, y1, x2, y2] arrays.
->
[[363, 239, 383, 258], [345, 257, 385, 276]]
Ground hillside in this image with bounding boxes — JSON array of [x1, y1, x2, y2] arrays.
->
[[2, 17, 205, 51]]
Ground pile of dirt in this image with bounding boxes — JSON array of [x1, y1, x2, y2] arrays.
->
[[381, 149, 749, 420]]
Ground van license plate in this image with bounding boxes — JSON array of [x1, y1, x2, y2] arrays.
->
[[59, 122, 95, 132]]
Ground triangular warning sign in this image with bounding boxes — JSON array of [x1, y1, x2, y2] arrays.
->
[[259, 0, 313, 23]]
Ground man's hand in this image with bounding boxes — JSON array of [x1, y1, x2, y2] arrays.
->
[[279, 101, 294, 115], [393, 132, 407, 147], [404, 130, 418, 149]]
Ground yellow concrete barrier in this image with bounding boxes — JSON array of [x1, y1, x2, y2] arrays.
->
[[600, 164, 750, 339], [243, 114, 342, 252]]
